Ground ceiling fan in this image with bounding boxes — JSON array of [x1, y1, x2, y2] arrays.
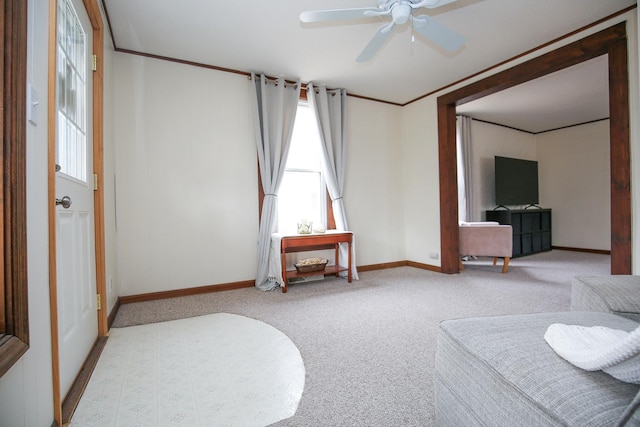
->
[[300, 0, 465, 62]]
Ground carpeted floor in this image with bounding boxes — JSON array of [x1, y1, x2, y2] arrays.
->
[[111, 250, 610, 426]]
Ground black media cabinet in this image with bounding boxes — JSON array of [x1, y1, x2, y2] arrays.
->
[[485, 209, 552, 258]]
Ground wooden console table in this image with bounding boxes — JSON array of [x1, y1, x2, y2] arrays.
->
[[280, 231, 353, 293]]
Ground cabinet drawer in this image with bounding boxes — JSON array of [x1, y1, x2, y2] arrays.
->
[[521, 233, 533, 254], [511, 214, 522, 234], [532, 232, 542, 252], [542, 231, 552, 251], [541, 211, 551, 230], [512, 235, 521, 256]]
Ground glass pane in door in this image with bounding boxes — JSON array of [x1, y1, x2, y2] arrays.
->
[[56, 0, 87, 183]]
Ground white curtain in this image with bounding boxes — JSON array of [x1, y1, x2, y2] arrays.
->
[[307, 83, 359, 280], [456, 115, 474, 222], [251, 73, 301, 290]]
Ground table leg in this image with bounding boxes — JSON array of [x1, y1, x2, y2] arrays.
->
[[347, 240, 352, 283], [281, 251, 287, 293]]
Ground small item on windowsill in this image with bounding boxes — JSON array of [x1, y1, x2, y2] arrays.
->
[[295, 257, 328, 273], [297, 219, 313, 234], [313, 224, 326, 233]]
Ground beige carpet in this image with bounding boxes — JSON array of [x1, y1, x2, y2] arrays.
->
[[111, 249, 610, 426], [70, 313, 305, 427]]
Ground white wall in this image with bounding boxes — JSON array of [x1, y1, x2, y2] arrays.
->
[[463, 120, 610, 251], [102, 11, 119, 315], [113, 55, 407, 296], [114, 55, 259, 296], [401, 97, 442, 266], [344, 98, 406, 266], [538, 121, 610, 250], [0, 0, 54, 426], [467, 120, 537, 219]]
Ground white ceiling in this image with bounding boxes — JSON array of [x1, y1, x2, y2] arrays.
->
[[103, 0, 636, 131], [457, 55, 610, 133]]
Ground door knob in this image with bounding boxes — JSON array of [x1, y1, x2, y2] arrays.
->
[[55, 196, 72, 209]]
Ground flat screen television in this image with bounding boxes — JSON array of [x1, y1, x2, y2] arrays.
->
[[494, 156, 539, 207]]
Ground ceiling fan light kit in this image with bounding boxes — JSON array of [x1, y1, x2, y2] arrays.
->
[[300, 0, 465, 62]]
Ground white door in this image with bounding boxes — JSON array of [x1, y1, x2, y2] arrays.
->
[[55, 0, 98, 398]]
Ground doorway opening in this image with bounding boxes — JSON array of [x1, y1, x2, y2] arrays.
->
[[437, 22, 631, 275]]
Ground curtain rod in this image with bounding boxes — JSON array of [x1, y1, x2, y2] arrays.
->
[[249, 74, 303, 89], [249, 75, 340, 97]]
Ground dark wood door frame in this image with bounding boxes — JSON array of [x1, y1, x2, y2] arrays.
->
[[438, 22, 631, 274]]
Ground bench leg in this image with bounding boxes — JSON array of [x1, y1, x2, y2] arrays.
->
[[459, 258, 465, 271], [502, 257, 510, 274]]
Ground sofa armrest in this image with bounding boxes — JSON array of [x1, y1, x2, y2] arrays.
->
[[571, 275, 640, 322]]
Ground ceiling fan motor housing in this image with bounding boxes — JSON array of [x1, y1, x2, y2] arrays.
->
[[392, 3, 412, 24]]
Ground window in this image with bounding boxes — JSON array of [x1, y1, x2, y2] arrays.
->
[[277, 102, 327, 234], [0, 0, 29, 378], [57, 0, 88, 183]]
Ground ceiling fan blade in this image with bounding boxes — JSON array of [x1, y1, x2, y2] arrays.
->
[[356, 23, 395, 63], [300, 8, 380, 23], [411, 0, 458, 9], [413, 15, 465, 51]]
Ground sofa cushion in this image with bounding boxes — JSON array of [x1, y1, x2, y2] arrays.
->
[[458, 224, 513, 258], [571, 276, 640, 322], [435, 311, 640, 427]]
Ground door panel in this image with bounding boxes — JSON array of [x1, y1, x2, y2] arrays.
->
[[55, 0, 97, 398]]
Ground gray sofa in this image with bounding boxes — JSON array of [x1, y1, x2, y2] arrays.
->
[[435, 276, 640, 426]]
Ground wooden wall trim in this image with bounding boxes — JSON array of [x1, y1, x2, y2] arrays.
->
[[107, 297, 120, 329], [437, 101, 459, 274], [357, 261, 409, 272], [608, 38, 632, 274], [60, 336, 107, 424], [407, 261, 442, 273], [406, 5, 637, 106], [103, 5, 635, 109], [437, 22, 631, 275], [119, 261, 442, 305], [119, 281, 255, 305], [552, 246, 612, 255], [439, 24, 626, 106], [82, 0, 108, 337], [0, 0, 30, 379], [47, 0, 62, 422], [357, 260, 442, 274]]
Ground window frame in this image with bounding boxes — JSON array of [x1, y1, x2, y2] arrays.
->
[[257, 93, 335, 230], [0, 0, 30, 378]]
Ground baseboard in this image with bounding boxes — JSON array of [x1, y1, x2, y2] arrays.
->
[[358, 260, 441, 273], [120, 280, 255, 304], [61, 336, 108, 424], [107, 297, 121, 329], [119, 262, 442, 305], [552, 246, 611, 255], [406, 260, 442, 272], [357, 261, 408, 272]]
